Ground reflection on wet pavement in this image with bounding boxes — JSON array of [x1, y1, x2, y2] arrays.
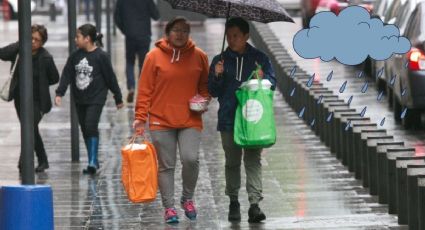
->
[[0, 16, 406, 229]]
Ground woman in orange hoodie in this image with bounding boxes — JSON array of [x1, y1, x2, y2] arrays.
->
[[133, 17, 209, 223]]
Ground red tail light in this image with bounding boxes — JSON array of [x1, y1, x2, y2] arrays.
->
[[407, 48, 425, 71]]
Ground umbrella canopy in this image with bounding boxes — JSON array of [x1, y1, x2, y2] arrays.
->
[[164, 0, 294, 55], [164, 0, 294, 23]]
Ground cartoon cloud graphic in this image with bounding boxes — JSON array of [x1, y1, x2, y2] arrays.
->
[[293, 6, 411, 65]]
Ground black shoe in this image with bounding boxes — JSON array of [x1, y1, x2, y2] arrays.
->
[[35, 162, 49, 173], [127, 91, 134, 103], [248, 204, 266, 223], [82, 166, 97, 175], [228, 201, 241, 222]]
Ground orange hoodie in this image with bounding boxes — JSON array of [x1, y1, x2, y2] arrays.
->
[[135, 38, 210, 131]]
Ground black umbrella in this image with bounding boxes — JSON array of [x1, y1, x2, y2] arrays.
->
[[163, 0, 294, 53]]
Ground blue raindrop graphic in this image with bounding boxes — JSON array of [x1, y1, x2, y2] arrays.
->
[[307, 73, 315, 88], [405, 60, 409, 69], [317, 95, 323, 104], [377, 67, 384, 79], [344, 120, 351, 131], [299, 107, 305, 118], [326, 112, 333, 123], [360, 106, 367, 117], [327, 71, 333, 81], [377, 91, 384, 101], [310, 119, 315, 127], [390, 75, 396, 85], [380, 117, 386, 126], [401, 88, 407, 96], [290, 66, 297, 78], [290, 88, 295, 97], [357, 71, 364, 78], [401, 108, 407, 119], [361, 82, 368, 93], [347, 95, 353, 106], [339, 81, 347, 93]]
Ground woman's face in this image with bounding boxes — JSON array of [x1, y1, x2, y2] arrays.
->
[[226, 26, 249, 54], [31, 31, 43, 53], [75, 31, 90, 49], [167, 21, 190, 48]]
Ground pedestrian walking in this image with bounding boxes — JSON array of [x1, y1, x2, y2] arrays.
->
[[0, 24, 60, 173], [208, 17, 276, 223], [55, 24, 124, 175], [114, 0, 160, 103], [132, 17, 210, 223]]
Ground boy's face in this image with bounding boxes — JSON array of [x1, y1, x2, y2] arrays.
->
[[226, 26, 249, 54]]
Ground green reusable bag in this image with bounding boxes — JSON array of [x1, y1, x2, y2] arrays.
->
[[234, 68, 276, 148]]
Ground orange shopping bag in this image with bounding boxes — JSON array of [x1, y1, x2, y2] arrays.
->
[[121, 136, 158, 203]]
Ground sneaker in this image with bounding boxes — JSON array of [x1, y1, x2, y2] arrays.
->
[[127, 90, 134, 103], [248, 204, 266, 223], [181, 200, 197, 220], [164, 208, 179, 223], [228, 201, 241, 222]]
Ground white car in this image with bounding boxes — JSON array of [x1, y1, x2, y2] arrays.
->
[[1, 0, 36, 20]]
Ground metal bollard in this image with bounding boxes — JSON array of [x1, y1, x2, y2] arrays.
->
[[324, 103, 351, 149], [418, 177, 425, 230], [376, 142, 405, 204], [407, 169, 425, 229], [331, 109, 356, 156], [338, 114, 362, 167], [396, 162, 425, 224], [387, 153, 421, 214], [343, 118, 372, 175], [319, 100, 346, 143]]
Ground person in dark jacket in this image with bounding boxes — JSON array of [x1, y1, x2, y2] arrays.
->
[[0, 24, 60, 173], [208, 17, 276, 223], [55, 24, 124, 174], [114, 0, 159, 103]]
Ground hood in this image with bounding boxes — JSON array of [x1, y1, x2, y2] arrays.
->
[[155, 38, 196, 63]]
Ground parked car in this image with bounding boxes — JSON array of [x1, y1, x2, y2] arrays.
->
[[384, 0, 425, 128], [368, 0, 394, 92], [0, 0, 36, 20]]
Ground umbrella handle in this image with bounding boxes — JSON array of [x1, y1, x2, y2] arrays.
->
[[220, 3, 231, 57]]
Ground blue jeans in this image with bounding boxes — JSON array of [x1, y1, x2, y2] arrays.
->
[[125, 37, 150, 90]]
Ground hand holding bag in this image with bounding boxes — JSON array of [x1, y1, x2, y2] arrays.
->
[[121, 135, 158, 203], [0, 55, 19, 102]]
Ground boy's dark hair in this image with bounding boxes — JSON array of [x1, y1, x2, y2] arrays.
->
[[31, 24, 48, 45], [225, 17, 249, 34], [165, 16, 190, 35], [78, 24, 104, 47]]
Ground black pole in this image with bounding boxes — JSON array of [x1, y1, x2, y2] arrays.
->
[[68, 0, 80, 162], [112, 0, 116, 36], [95, 0, 102, 33], [18, 0, 34, 184], [106, 0, 111, 56]]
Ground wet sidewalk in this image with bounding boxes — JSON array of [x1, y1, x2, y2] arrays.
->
[[0, 15, 403, 229]]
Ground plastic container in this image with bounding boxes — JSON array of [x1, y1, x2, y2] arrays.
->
[[189, 95, 209, 112], [241, 79, 272, 91]]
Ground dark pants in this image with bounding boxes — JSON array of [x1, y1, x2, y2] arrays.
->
[[14, 100, 47, 165], [76, 104, 103, 139], [125, 37, 150, 90]]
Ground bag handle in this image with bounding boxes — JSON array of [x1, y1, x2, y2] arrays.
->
[[246, 64, 262, 81], [127, 133, 148, 146], [245, 64, 264, 88], [11, 55, 19, 76]]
